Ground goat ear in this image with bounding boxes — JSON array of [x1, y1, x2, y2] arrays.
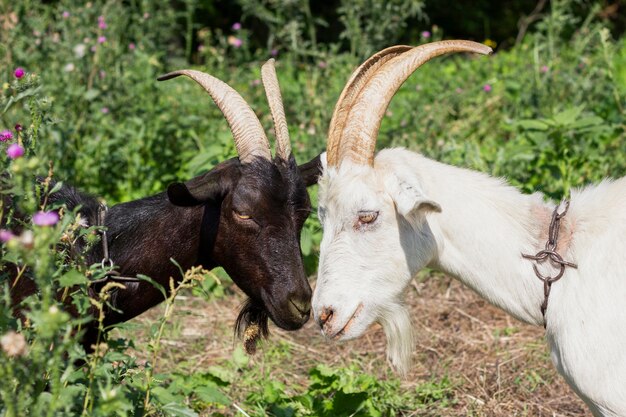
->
[[168, 159, 239, 207], [386, 174, 441, 217], [297, 152, 325, 187]]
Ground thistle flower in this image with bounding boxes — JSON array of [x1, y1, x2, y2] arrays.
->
[[421, 31, 431, 39], [14, 124, 22, 132], [62, 11, 70, 18], [227, 36, 243, 48], [97, 36, 106, 44], [483, 84, 492, 92], [128, 42, 136, 50], [6, 143, 24, 159], [540, 65, 549, 73], [14, 67, 24, 79], [0, 130, 13, 142], [101, 107, 109, 114], [1, 331, 27, 357], [0, 229, 15, 243], [232, 22, 242, 31], [33, 211, 59, 226], [270, 49, 278, 57]]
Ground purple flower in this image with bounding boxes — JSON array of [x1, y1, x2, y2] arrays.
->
[[232, 22, 242, 31], [0, 229, 15, 243], [128, 42, 136, 50], [98, 15, 105, 22], [270, 48, 278, 57], [14, 68, 24, 79], [483, 84, 492, 92], [98, 21, 107, 29], [97, 36, 106, 44], [540, 65, 549, 73], [421, 31, 431, 39], [90, 45, 97, 52], [62, 11, 70, 19], [33, 211, 59, 227], [101, 107, 109, 114], [0, 130, 13, 142], [6, 143, 24, 159], [318, 61, 327, 69], [14, 124, 22, 132]]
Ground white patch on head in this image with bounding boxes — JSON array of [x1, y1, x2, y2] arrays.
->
[[313, 151, 440, 373]]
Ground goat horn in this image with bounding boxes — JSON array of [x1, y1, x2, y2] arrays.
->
[[158, 70, 271, 164], [336, 40, 492, 166], [326, 45, 413, 167], [261, 59, 292, 161]]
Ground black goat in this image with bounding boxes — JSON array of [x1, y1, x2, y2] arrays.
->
[[7, 60, 322, 350]]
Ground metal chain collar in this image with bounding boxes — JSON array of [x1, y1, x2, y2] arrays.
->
[[522, 199, 577, 328], [90, 204, 140, 285]]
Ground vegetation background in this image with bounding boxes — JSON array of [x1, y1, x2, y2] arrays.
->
[[0, 0, 624, 415]]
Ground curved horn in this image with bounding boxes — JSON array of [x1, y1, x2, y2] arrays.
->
[[336, 40, 492, 166], [158, 70, 271, 163], [261, 59, 291, 161], [327, 45, 413, 167]]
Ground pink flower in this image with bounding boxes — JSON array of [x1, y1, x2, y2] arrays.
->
[[128, 42, 136, 50], [62, 11, 70, 18], [318, 61, 327, 69], [143, 12, 150, 19], [483, 84, 492, 92], [98, 21, 107, 29], [6, 143, 24, 159], [455, 87, 463, 94], [14, 68, 24, 79], [251, 79, 261, 86], [99, 70, 106, 79], [101, 107, 109, 114], [540, 65, 549, 73], [97, 36, 106, 44], [91, 45, 97, 52], [270, 49, 278, 57], [232, 22, 242, 31], [32, 211, 59, 227], [0, 130, 13, 142], [421, 31, 431, 39], [0, 229, 15, 243], [227, 36, 243, 48], [14, 124, 22, 132]]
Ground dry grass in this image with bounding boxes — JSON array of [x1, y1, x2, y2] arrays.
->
[[117, 274, 591, 417]]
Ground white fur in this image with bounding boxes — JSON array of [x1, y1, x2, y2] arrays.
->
[[312, 148, 626, 416]]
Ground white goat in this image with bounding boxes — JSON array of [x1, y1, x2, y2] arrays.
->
[[312, 40, 626, 417]]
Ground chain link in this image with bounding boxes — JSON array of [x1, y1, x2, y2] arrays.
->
[[522, 200, 577, 327]]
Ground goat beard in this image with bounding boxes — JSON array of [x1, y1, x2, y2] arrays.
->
[[379, 303, 414, 376], [235, 298, 269, 355]]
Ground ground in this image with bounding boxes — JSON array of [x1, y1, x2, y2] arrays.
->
[[116, 272, 591, 417]]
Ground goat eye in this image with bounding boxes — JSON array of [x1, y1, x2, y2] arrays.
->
[[358, 211, 378, 224], [235, 211, 251, 220]]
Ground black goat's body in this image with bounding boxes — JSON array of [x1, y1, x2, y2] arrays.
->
[[7, 154, 322, 350]]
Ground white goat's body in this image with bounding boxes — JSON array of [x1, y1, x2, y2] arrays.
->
[[313, 148, 626, 416]]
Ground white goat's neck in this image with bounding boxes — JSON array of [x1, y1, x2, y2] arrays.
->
[[376, 149, 561, 326]]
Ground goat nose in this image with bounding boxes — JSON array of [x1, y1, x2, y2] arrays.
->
[[317, 307, 334, 329], [289, 297, 311, 319]]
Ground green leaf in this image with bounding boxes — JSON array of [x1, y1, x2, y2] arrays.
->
[[195, 385, 231, 406], [59, 270, 88, 287], [83, 89, 101, 101], [515, 119, 550, 131], [552, 106, 584, 127], [160, 402, 199, 417]]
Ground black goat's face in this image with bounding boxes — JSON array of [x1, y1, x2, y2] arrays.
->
[[168, 154, 322, 332]]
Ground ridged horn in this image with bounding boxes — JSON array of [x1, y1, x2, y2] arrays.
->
[[326, 45, 413, 167], [261, 59, 292, 161], [336, 40, 492, 166], [158, 69, 271, 164]]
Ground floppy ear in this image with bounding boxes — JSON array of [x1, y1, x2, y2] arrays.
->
[[385, 172, 441, 217], [297, 152, 325, 187], [167, 158, 240, 207]]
